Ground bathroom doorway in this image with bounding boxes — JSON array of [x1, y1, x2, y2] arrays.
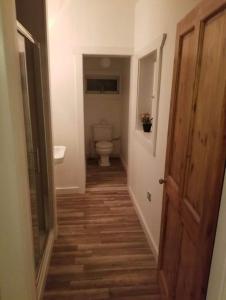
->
[[83, 55, 131, 187]]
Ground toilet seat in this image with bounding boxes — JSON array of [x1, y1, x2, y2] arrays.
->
[[96, 141, 113, 149]]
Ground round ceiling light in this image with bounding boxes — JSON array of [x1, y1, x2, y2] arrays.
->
[[100, 57, 111, 68]]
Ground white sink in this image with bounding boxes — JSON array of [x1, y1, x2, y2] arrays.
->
[[54, 146, 66, 164]]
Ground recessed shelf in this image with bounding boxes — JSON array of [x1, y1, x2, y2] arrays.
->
[[134, 33, 167, 156]]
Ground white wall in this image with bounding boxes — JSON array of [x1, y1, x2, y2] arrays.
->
[[0, 1, 36, 299], [47, 0, 79, 191], [128, 0, 200, 255], [72, 0, 135, 50], [207, 173, 226, 300], [47, 0, 135, 192]]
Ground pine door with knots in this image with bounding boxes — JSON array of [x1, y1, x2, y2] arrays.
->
[[158, 0, 226, 299]]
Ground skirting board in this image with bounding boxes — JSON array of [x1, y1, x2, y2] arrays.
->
[[36, 230, 55, 300], [128, 186, 159, 261], [56, 186, 80, 195]]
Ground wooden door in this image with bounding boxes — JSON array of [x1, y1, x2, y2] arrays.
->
[[158, 1, 226, 299]]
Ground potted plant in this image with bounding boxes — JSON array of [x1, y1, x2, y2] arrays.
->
[[141, 113, 153, 132]]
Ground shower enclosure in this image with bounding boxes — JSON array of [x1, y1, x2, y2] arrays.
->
[[17, 25, 53, 273]]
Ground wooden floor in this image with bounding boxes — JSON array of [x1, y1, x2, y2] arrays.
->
[[44, 158, 162, 300]]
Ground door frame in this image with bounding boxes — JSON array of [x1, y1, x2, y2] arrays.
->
[[158, 0, 226, 298], [73, 46, 133, 192]]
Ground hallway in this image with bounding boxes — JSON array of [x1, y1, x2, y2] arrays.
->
[[44, 159, 161, 299]]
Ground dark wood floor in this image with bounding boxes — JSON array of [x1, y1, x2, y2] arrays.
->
[[44, 158, 161, 300]]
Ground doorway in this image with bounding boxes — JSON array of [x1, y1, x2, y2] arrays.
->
[[82, 55, 131, 188]]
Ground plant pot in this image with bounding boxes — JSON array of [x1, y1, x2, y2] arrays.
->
[[143, 123, 152, 133]]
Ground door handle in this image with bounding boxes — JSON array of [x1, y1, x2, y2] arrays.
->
[[159, 178, 167, 184]]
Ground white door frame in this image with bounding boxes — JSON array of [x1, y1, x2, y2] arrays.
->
[[73, 46, 133, 191]]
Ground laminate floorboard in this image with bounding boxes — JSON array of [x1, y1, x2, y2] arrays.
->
[[44, 158, 162, 300]]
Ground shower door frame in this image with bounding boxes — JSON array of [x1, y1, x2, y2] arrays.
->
[[17, 21, 56, 299]]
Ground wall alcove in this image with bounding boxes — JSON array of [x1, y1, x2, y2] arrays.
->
[[135, 33, 167, 156]]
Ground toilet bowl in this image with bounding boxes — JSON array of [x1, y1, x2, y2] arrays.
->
[[96, 141, 113, 167], [92, 120, 113, 167]]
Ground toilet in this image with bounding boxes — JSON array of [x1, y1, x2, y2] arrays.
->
[[93, 121, 113, 167]]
